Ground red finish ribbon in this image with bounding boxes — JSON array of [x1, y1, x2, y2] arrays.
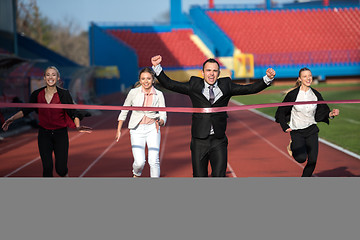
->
[[0, 100, 359, 113]]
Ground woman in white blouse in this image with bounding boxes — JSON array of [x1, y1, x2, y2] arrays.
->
[[116, 67, 167, 177], [275, 67, 339, 177]]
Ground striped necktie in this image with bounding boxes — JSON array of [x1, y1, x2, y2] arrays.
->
[[209, 85, 215, 104]]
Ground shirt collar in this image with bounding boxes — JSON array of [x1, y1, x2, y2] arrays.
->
[[141, 86, 156, 95], [204, 80, 218, 89]]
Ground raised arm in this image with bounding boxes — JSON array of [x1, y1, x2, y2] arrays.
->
[[151, 55, 190, 95], [230, 68, 275, 95]]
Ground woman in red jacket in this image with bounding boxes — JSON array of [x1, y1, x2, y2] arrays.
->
[[2, 66, 92, 177]]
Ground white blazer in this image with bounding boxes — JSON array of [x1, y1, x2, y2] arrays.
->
[[118, 86, 167, 129]]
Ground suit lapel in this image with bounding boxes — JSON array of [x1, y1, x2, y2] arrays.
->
[[134, 87, 145, 106]]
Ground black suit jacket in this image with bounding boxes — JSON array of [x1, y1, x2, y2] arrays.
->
[[157, 70, 269, 139], [275, 86, 331, 132]]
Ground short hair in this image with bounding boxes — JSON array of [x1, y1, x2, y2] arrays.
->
[[202, 58, 220, 71], [44, 66, 60, 78]]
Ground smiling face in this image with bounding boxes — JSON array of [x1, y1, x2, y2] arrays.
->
[[202, 62, 220, 85], [298, 69, 313, 88], [44, 68, 59, 87], [139, 72, 154, 91]]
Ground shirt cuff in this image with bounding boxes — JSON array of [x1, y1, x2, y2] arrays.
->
[[263, 75, 274, 85], [152, 65, 162, 76]]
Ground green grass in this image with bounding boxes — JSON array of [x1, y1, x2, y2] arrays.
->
[[232, 83, 360, 155]]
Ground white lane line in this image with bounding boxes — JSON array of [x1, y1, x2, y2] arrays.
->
[[319, 138, 360, 160], [227, 163, 237, 178], [344, 118, 360, 124], [231, 99, 360, 160], [79, 129, 129, 177], [4, 113, 114, 177], [4, 156, 41, 177], [79, 141, 116, 177], [229, 100, 311, 174], [158, 117, 236, 177]]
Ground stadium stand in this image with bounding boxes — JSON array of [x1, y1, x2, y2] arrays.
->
[[207, 7, 360, 66], [107, 28, 209, 68]]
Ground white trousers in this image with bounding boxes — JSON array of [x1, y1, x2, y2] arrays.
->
[[130, 122, 161, 178]]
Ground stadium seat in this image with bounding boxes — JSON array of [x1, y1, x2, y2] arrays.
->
[[107, 29, 208, 68], [207, 7, 360, 66]]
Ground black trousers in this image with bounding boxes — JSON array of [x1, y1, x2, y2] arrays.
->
[[38, 127, 69, 177], [190, 135, 228, 177], [290, 124, 319, 177]]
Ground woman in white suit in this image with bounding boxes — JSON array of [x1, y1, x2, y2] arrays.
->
[[116, 67, 167, 177]]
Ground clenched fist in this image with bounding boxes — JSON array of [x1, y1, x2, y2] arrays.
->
[[151, 55, 162, 67], [266, 68, 276, 79]]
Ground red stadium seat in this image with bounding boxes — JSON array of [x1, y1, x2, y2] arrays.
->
[[207, 7, 360, 66], [107, 29, 208, 68]]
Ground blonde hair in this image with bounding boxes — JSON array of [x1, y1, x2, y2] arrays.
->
[[44, 66, 60, 78]]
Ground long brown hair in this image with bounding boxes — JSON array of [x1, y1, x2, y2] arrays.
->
[[133, 67, 156, 88]]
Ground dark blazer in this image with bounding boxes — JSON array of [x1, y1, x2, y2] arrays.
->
[[275, 86, 331, 132], [22, 86, 90, 121], [157, 70, 269, 139]]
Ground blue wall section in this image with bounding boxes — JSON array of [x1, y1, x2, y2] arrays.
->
[[170, 0, 190, 25], [89, 24, 138, 96]]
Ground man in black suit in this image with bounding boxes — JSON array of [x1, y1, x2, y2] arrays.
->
[[151, 55, 276, 177]]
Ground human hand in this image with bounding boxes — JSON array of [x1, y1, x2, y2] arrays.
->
[[157, 119, 164, 127], [2, 117, 14, 131], [76, 125, 92, 133], [266, 68, 276, 79], [285, 128, 292, 133], [115, 130, 121, 142], [151, 55, 162, 67], [330, 109, 340, 117]]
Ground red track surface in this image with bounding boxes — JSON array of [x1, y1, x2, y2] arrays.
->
[[1, 92, 359, 177]]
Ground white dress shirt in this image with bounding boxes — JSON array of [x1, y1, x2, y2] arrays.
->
[[289, 88, 318, 130]]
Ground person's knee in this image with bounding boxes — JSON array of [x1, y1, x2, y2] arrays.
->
[[294, 155, 306, 163], [292, 146, 307, 163]]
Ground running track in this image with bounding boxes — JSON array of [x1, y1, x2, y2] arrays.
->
[[1, 91, 360, 177]]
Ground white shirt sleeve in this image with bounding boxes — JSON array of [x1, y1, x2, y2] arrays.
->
[[152, 64, 163, 76], [263, 75, 274, 85]]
